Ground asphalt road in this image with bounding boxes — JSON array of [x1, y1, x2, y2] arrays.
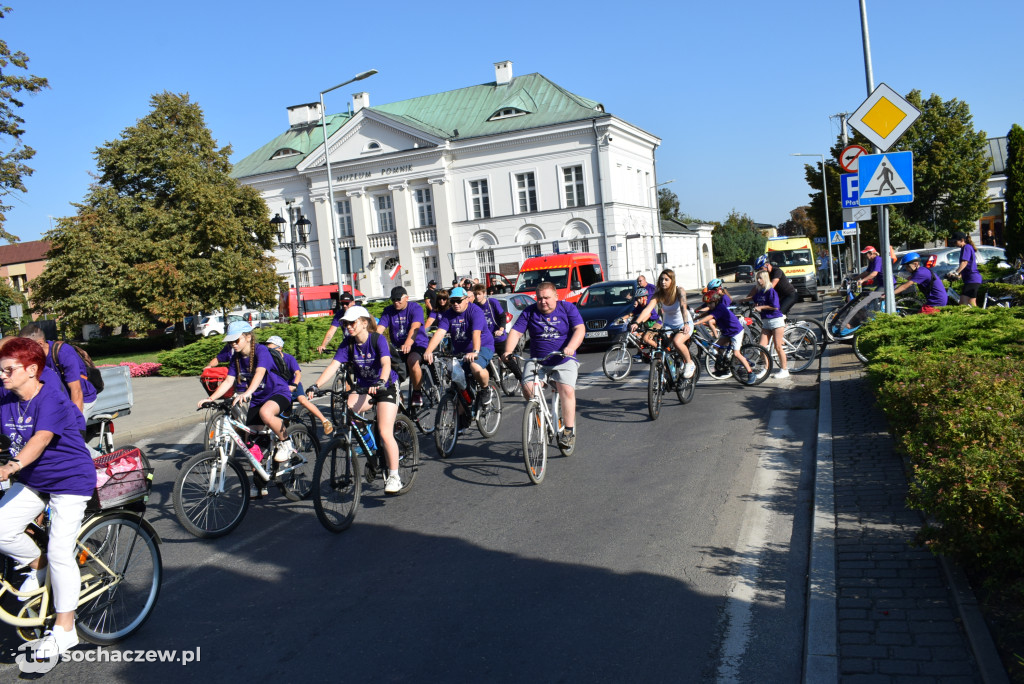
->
[[0, 291, 822, 683]]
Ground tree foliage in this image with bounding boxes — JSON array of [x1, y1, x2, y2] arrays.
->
[[803, 89, 989, 249], [32, 92, 280, 335], [777, 205, 815, 237], [1005, 123, 1024, 261], [0, 6, 49, 241], [658, 187, 680, 219], [712, 210, 766, 264]]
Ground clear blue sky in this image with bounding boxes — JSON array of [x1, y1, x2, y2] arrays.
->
[[5, 0, 1022, 242]]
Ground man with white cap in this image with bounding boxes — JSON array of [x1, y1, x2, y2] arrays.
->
[[264, 335, 332, 435]]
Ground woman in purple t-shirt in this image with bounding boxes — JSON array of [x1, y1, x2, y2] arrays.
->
[[0, 337, 96, 658], [200, 321, 296, 464], [949, 231, 981, 306], [308, 306, 404, 495], [751, 270, 789, 379]]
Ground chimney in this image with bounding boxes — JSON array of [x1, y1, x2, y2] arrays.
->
[[494, 60, 513, 86], [287, 102, 323, 128], [353, 92, 369, 113]]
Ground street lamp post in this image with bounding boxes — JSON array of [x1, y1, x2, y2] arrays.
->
[[792, 153, 835, 290], [319, 69, 379, 299], [274, 213, 310, 322]]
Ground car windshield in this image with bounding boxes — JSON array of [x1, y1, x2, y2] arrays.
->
[[515, 268, 569, 291], [578, 285, 633, 308], [768, 249, 813, 267]]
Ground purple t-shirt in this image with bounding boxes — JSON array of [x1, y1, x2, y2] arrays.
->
[[438, 305, 494, 354], [333, 334, 398, 387], [865, 255, 895, 291], [0, 378, 96, 496], [379, 303, 429, 349], [475, 299, 508, 343], [959, 244, 982, 284], [710, 294, 744, 338], [753, 287, 783, 320], [908, 266, 948, 307], [47, 341, 97, 404], [281, 352, 301, 382], [512, 300, 584, 366], [229, 344, 291, 405]]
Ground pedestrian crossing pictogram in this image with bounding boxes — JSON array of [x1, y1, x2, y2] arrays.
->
[[857, 151, 914, 206]]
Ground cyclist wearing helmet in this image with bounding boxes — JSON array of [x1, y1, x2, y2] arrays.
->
[[632, 269, 696, 378], [629, 286, 662, 351], [893, 252, 947, 313], [744, 254, 798, 315], [693, 279, 757, 384]]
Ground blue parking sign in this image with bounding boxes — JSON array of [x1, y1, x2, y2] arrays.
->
[[841, 173, 859, 208]]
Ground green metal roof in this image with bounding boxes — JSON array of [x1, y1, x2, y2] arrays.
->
[[232, 73, 605, 180]]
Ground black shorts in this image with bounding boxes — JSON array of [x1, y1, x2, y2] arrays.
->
[[778, 292, 799, 315], [370, 383, 398, 405], [246, 395, 291, 425], [404, 345, 428, 359], [961, 281, 979, 298]]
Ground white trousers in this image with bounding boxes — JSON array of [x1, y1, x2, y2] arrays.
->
[[0, 484, 90, 613]]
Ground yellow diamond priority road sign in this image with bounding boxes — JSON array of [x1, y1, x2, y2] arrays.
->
[[849, 83, 921, 152]]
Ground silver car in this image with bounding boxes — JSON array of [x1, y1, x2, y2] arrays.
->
[[899, 246, 1009, 277]]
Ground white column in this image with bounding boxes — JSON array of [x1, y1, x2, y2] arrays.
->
[[390, 182, 415, 292], [429, 177, 456, 286], [347, 188, 373, 295]]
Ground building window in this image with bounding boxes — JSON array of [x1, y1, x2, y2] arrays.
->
[[563, 166, 585, 207], [376, 195, 395, 232], [477, 249, 495, 275], [288, 205, 302, 226], [414, 188, 434, 227], [335, 199, 353, 237], [470, 180, 490, 219], [299, 270, 312, 287], [488, 107, 527, 121], [422, 255, 439, 271], [522, 243, 541, 259], [569, 238, 589, 253], [515, 172, 537, 213]]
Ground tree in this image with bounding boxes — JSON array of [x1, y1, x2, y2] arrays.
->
[[32, 92, 280, 337], [778, 206, 815, 237], [658, 187, 680, 219], [1005, 124, 1024, 261], [0, 6, 49, 241], [712, 210, 767, 264]]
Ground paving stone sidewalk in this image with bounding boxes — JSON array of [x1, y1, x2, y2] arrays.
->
[[828, 346, 997, 683]]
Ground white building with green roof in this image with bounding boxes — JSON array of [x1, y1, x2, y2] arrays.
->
[[232, 61, 670, 300]]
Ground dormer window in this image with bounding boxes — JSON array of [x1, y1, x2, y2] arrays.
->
[[488, 107, 527, 121], [270, 148, 301, 160]]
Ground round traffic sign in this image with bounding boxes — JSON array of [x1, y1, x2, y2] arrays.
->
[[840, 144, 868, 173]]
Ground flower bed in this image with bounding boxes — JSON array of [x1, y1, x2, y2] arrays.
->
[[97, 361, 163, 377]]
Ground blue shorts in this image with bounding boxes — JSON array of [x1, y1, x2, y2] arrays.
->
[[465, 346, 495, 370]]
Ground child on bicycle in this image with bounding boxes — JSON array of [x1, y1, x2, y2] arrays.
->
[[751, 270, 790, 379], [308, 306, 403, 494], [631, 269, 696, 379], [198, 322, 296, 464], [264, 335, 333, 435], [692, 279, 756, 385], [0, 337, 97, 659]]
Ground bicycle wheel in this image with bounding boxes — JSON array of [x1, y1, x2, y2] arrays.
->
[[647, 357, 665, 420], [477, 381, 502, 438], [522, 401, 548, 484], [76, 513, 162, 645], [330, 372, 347, 424], [498, 361, 520, 396], [392, 413, 420, 495], [782, 325, 817, 373], [823, 308, 841, 342], [278, 422, 318, 502], [704, 347, 733, 381], [676, 355, 699, 404], [731, 344, 772, 386], [602, 343, 632, 381], [852, 332, 870, 364], [312, 439, 361, 533], [203, 413, 236, 459], [173, 450, 249, 539], [433, 390, 459, 458]]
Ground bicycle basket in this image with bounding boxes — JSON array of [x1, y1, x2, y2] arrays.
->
[[448, 358, 468, 390], [91, 446, 153, 509], [200, 366, 234, 398]]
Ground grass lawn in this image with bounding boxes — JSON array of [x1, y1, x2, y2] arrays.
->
[[93, 350, 163, 366]]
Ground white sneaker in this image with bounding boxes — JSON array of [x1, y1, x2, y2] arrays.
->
[[683, 362, 696, 379], [384, 474, 403, 494], [274, 440, 295, 463], [774, 369, 791, 379], [18, 568, 45, 602], [33, 625, 79, 659]]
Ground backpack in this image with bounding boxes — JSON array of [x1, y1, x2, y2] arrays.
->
[[234, 344, 292, 388], [347, 332, 408, 384], [53, 341, 104, 394]]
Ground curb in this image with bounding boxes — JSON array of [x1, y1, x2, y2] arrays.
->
[[941, 550, 1010, 684]]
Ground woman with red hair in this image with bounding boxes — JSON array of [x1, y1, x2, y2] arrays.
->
[[0, 336, 96, 660]]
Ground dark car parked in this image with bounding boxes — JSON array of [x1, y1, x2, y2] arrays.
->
[[736, 265, 754, 283], [577, 280, 643, 346]]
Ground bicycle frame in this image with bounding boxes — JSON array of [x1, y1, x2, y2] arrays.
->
[[210, 412, 304, 488]]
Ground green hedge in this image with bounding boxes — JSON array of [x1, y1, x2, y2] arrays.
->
[[856, 308, 1024, 584]]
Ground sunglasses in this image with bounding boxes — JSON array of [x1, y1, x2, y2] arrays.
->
[[449, 298, 464, 305]]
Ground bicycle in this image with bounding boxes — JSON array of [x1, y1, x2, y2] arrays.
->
[[504, 353, 580, 484], [601, 329, 655, 381], [173, 399, 318, 539], [308, 385, 420, 533], [0, 440, 161, 650], [647, 328, 699, 420], [733, 303, 818, 373], [689, 323, 772, 386], [432, 352, 502, 459]]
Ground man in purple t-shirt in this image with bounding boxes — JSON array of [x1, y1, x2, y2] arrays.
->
[[317, 291, 356, 354], [423, 287, 496, 401], [503, 282, 585, 449], [377, 286, 431, 406]]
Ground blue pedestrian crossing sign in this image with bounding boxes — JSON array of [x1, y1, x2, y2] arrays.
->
[[830, 231, 845, 245], [840, 173, 859, 208], [857, 151, 914, 205]]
